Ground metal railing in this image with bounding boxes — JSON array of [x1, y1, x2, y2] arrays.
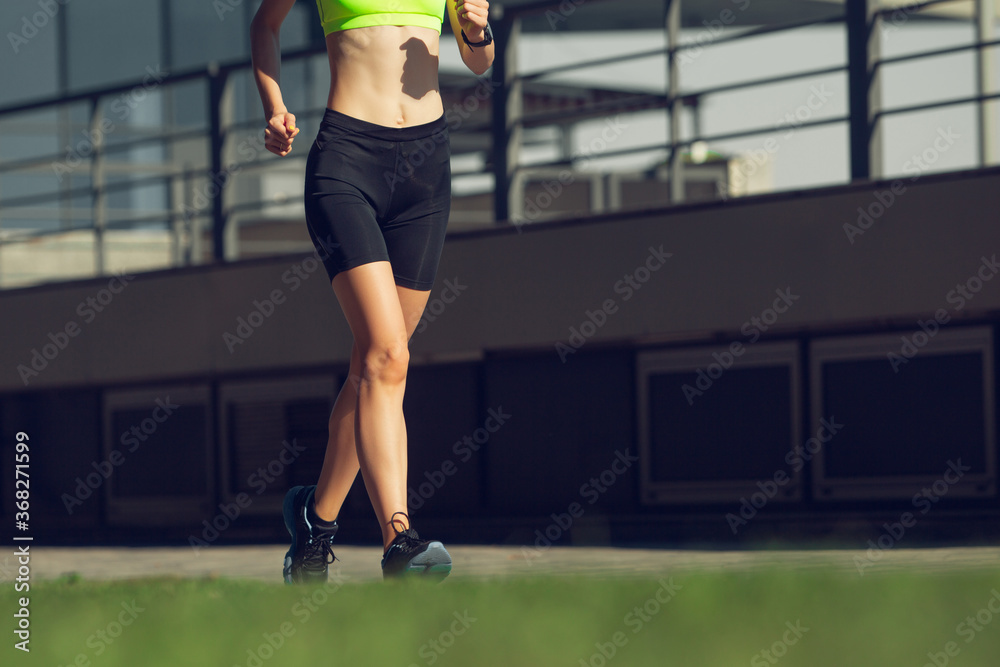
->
[[0, 0, 995, 288]]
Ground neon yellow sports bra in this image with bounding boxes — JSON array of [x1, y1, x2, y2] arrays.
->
[[316, 0, 445, 35]]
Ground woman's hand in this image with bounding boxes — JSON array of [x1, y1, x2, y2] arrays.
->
[[456, 0, 489, 41], [264, 111, 300, 157], [449, 0, 494, 74]]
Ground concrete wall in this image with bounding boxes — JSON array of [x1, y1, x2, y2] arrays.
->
[[1, 166, 998, 392], [2, 167, 999, 546]]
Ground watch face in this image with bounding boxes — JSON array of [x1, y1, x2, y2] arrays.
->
[[465, 24, 492, 46]]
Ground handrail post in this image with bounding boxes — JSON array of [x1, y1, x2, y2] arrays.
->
[[976, 0, 996, 166], [90, 97, 106, 277], [208, 64, 230, 261], [491, 9, 521, 224], [666, 0, 684, 203], [846, 0, 881, 181]]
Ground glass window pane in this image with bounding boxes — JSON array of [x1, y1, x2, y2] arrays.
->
[[231, 57, 319, 127], [678, 24, 845, 94], [0, 230, 97, 288], [0, 0, 61, 105], [881, 104, 978, 179], [169, 80, 209, 131], [169, 0, 247, 70], [882, 52, 977, 111], [104, 180, 169, 227], [0, 107, 66, 164], [723, 122, 850, 195], [105, 224, 173, 275], [280, 1, 316, 51], [878, 2, 976, 60], [702, 72, 847, 138], [66, 0, 162, 91]]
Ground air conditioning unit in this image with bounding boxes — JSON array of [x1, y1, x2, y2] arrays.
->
[[809, 326, 996, 501], [218, 375, 338, 515], [637, 341, 802, 505], [103, 384, 213, 525]]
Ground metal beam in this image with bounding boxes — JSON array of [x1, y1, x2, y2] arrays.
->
[[976, 0, 997, 165], [666, 0, 684, 203], [846, 0, 881, 181], [491, 12, 522, 224], [90, 98, 106, 276], [208, 66, 229, 261]]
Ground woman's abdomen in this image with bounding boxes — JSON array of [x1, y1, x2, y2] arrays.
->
[[324, 25, 444, 128]]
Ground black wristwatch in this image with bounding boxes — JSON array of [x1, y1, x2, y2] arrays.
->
[[462, 23, 493, 49]]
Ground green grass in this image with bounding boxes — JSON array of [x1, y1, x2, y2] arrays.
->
[[3, 569, 1000, 666]]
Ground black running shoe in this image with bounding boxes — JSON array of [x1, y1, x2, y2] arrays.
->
[[380, 514, 452, 581], [282, 485, 337, 584]]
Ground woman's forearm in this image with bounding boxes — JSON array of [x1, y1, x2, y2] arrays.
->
[[250, 17, 287, 119], [461, 36, 494, 76], [250, 3, 300, 157]]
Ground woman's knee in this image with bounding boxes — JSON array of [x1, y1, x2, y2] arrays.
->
[[360, 337, 409, 386]]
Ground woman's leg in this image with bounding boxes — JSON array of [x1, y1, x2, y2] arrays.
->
[[312, 260, 431, 550], [310, 343, 362, 522], [311, 298, 428, 527]]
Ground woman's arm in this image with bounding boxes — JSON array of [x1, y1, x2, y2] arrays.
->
[[250, 0, 301, 156], [446, 0, 495, 76]]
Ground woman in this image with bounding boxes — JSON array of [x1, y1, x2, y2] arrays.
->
[[250, 0, 494, 582]]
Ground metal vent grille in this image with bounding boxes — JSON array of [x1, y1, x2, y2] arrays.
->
[[220, 376, 337, 513]]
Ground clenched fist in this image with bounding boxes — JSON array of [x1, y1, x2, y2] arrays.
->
[[264, 111, 300, 157], [455, 0, 489, 41]]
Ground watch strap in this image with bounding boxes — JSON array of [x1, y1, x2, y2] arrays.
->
[[461, 23, 492, 48]]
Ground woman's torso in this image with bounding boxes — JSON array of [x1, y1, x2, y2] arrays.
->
[[321, 0, 445, 128]]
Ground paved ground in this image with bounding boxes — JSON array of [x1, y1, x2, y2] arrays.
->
[[24, 544, 1000, 584]]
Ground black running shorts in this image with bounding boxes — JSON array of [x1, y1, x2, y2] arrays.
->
[[303, 108, 452, 291]]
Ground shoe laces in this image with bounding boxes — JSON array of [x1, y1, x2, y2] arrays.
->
[[386, 512, 423, 556], [303, 527, 336, 570]]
